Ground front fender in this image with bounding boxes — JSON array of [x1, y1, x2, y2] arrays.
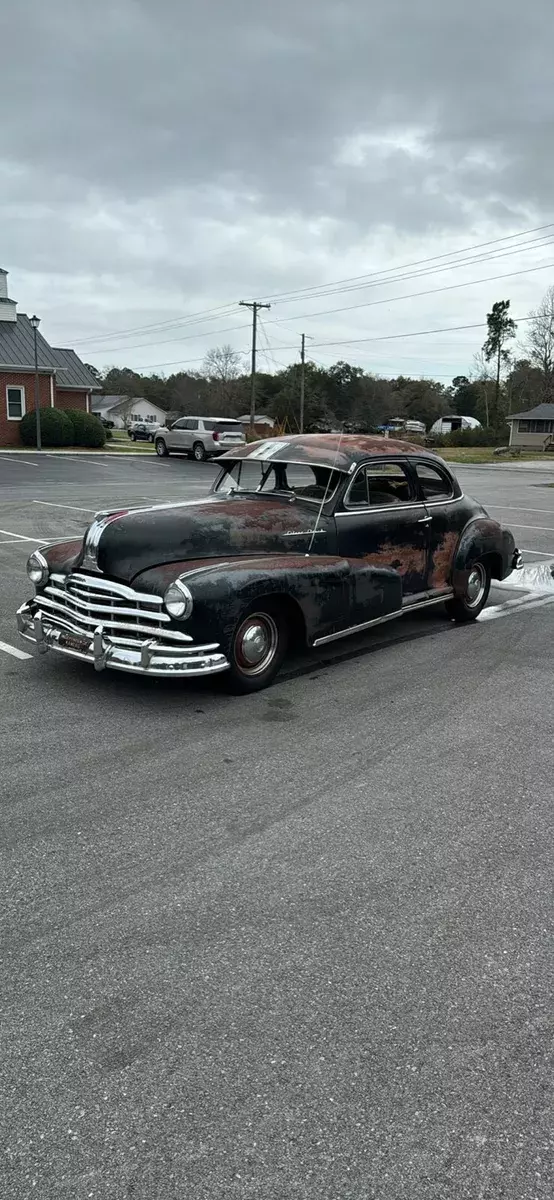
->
[[452, 517, 516, 591], [134, 555, 402, 649]]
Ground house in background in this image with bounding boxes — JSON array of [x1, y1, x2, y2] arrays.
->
[[237, 413, 275, 434], [91, 395, 168, 429], [0, 268, 101, 446], [506, 403, 554, 449]]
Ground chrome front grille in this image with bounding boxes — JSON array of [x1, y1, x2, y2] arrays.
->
[[38, 571, 191, 646]]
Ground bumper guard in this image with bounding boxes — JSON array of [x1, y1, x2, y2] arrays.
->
[[17, 601, 230, 678]]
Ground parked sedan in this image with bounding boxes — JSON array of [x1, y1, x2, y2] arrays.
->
[[128, 422, 161, 442], [17, 435, 521, 693]]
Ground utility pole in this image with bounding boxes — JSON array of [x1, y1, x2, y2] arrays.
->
[[299, 334, 313, 433], [239, 301, 270, 428], [299, 334, 306, 434]]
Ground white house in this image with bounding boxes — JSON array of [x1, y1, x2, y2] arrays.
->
[[91, 395, 168, 429]]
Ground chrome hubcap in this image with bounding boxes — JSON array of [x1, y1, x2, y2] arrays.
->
[[156, 443, 165, 455], [466, 563, 486, 608], [235, 613, 278, 675]]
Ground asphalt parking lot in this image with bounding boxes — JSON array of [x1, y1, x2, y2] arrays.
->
[[1, 452, 553, 1199]]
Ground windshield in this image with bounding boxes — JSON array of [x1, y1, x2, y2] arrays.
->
[[214, 460, 343, 504]]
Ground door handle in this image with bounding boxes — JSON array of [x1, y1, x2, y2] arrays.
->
[[418, 515, 432, 524]]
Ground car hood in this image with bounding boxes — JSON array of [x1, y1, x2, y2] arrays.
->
[[79, 494, 332, 582]]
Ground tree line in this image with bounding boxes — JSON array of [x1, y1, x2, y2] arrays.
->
[[88, 286, 554, 434]]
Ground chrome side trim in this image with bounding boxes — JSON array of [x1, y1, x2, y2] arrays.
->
[[336, 496, 461, 516], [312, 592, 454, 647], [337, 503, 426, 517]]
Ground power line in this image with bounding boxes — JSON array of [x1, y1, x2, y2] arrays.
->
[[57, 219, 554, 351], [255, 221, 554, 305], [83, 321, 251, 357], [70, 301, 239, 347], [267, 259, 554, 325], [269, 234, 554, 314], [309, 313, 534, 349]]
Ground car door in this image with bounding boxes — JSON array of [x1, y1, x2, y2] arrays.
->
[[166, 418, 189, 451], [410, 458, 464, 592], [335, 458, 430, 598]]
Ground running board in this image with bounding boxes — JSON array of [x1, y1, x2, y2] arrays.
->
[[312, 591, 454, 648]]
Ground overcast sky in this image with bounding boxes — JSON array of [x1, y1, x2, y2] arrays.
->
[[2, 0, 554, 382]]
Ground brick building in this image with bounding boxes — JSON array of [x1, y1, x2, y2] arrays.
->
[[0, 269, 101, 446]]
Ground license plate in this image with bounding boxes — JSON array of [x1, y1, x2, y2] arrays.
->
[[59, 632, 90, 653]]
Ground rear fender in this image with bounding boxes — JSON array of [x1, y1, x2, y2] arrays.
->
[[135, 555, 403, 649], [452, 518, 516, 592]]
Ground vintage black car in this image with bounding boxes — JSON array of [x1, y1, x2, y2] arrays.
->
[[17, 435, 521, 692]]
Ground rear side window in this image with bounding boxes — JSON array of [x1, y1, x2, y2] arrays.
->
[[415, 462, 454, 501], [203, 420, 242, 431], [346, 461, 413, 507]]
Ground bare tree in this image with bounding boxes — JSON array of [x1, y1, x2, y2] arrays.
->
[[202, 344, 244, 412], [525, 285, 554, 399]]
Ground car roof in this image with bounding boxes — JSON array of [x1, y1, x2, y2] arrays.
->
[[180, 415, 241, 423], [219, 433, 446, 472]]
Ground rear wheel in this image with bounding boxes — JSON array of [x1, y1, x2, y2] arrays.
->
[[225, 605, 288, 693], [155, 438, 169, 457], [193, 441, 207, 462], [445, 559, 491, 622]]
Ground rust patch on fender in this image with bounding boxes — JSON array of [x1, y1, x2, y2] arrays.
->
[[428, 531, 458, 589]]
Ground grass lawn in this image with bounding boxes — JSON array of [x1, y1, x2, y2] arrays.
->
[[107, 432, 155, 453], [439, 447, 550, 464]]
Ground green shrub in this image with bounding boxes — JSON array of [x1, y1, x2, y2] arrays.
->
[[66, 409, 106, 447], [445, 425, 509, 447], [105, 427, 113, 440], [19, 408, 73, 447]]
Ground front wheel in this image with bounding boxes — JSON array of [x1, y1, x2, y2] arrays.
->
[[225, 605, 288, 693], [192, 441, 207, 462], [155, 439, 169, 457], [445, 559, 491, 623]]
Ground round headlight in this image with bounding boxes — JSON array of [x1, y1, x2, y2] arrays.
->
[[27, 550, 49, 587], [164, 578, 194, 620]]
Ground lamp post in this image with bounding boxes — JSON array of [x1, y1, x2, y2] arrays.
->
[[30, 315, 42, 451]]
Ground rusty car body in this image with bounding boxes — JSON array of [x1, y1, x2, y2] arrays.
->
[[17, 434, 521, 692]]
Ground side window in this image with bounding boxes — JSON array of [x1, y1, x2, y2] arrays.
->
[[346, 462, 413, 507], [186, 419, 198, 431], [172, 418, 187, 429], [415, 462, 454, 501]]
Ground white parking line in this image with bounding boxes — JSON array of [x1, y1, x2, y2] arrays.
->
[[480, 594, 554, 622], [0, 456, 40, 468], [0, 639, 32, 660], [520, 548, 554, 556], [32, 500, 96, 513], [486, 505, 554, 515], [506, 523, 554, 532], [0, 527, 43, 542]]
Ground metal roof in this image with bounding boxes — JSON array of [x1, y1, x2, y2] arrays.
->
[[0, 312, 59, 371], [507, 403, 554, 421], [0, 313, 99, 390], [50, 347, 101, 390], [220, 433, 435, 472]]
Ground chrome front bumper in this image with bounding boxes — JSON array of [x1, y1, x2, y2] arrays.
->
[[17, 601, 230, 678]]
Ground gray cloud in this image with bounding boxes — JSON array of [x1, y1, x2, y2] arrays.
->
[[1, 0, 553, 377]]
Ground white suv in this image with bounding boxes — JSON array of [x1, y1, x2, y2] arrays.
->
[[155, 417, 246, 461]]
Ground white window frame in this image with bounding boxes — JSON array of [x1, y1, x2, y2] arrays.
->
[[6, 385, 26, 420]]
